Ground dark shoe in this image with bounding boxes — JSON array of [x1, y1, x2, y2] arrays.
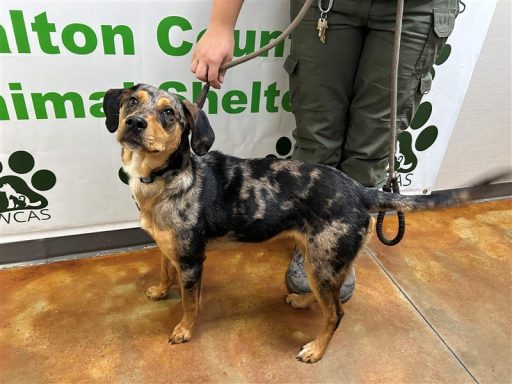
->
[[286, 248, 356, 303]]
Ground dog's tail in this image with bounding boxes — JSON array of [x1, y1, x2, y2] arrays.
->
[[363, 171, 510, 213]]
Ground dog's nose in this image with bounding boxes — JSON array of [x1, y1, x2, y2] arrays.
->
[[125, 116, 147, 131]]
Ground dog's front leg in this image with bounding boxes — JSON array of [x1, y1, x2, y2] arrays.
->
[[169, 261, 203, 344], [145, 254, 177, 301]]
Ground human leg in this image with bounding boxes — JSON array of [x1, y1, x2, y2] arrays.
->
[[287, 247, 356, 303], [284, 0, 367, 300], [285, 0, 365, 166], [339, 0, 458, 187]]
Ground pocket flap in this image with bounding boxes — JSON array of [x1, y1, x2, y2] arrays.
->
[[283, 54, 299, 75], [434, 8, 456, 38]]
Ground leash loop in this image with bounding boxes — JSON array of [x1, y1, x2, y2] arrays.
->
[[376, 176, 406, 246], [376, 0, 406, 246]]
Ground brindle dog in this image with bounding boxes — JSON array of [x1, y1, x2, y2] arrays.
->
[[103, 84, 495, 363]]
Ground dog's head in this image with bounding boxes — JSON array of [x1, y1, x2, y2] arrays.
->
[[103, 84, 214, 156]]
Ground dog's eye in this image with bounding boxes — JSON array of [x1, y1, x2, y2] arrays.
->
[[163, 108, 173, 117], [128, 97, 138, 107]]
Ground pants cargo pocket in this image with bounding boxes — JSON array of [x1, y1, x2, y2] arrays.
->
[[416, 0, 458, 73], [283, 54, 300, 113], [398, 72, 433, 133]]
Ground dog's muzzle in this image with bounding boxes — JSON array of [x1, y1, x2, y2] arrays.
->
[[125, 115, 147, 132]]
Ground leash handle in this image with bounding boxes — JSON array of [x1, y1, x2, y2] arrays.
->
[[376, 177, 406, 246], [376, 0, 406, 246]]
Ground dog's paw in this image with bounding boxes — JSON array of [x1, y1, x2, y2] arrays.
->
[[285, 293, 315, 309], [145, 285, 168, 301], [296, 341, 325, 364], [169, 323, 192, 344]]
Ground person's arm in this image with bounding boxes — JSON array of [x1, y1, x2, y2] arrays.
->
[[190, 0, 244, 89]]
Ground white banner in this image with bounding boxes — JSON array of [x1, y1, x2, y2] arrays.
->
[[0, 0, 496, 244]]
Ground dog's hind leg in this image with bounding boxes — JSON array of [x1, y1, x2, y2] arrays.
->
[[145, 254, 177, 301], [296, 253, 348, 364]]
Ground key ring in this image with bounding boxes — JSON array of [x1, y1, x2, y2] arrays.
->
[[317, 0, 334, 14]]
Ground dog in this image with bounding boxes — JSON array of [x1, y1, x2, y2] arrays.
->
[[103, 83, 501, 363]]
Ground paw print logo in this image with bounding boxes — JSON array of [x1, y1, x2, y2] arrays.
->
[[266, 136, 293, 159], [0, 151, 57, 213], [396, 44, 451, 173], [395, 101, 438, 173]]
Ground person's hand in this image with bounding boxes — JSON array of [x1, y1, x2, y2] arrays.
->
[[191, 26, 234, 89]]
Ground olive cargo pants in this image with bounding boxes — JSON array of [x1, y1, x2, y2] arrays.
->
[[285, 0, 458, 187]]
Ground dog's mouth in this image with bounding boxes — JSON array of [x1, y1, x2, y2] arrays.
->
[[119, 133, 163, 154], [119, 131, 145, 151]]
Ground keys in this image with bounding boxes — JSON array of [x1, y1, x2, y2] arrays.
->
[[317, 17, 328, 44], [317, 0, 332, 44]]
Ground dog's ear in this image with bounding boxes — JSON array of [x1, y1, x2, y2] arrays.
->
[[181, 99, 215, 156], [103, 88, 125, 133]]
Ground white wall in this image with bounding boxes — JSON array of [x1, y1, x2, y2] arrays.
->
[[434, 0, 512, 190]]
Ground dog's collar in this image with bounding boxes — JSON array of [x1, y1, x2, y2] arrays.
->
[[139, 155, 189, 184]]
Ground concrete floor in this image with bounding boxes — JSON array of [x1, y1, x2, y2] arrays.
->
[[0, 199, 510, 383]]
